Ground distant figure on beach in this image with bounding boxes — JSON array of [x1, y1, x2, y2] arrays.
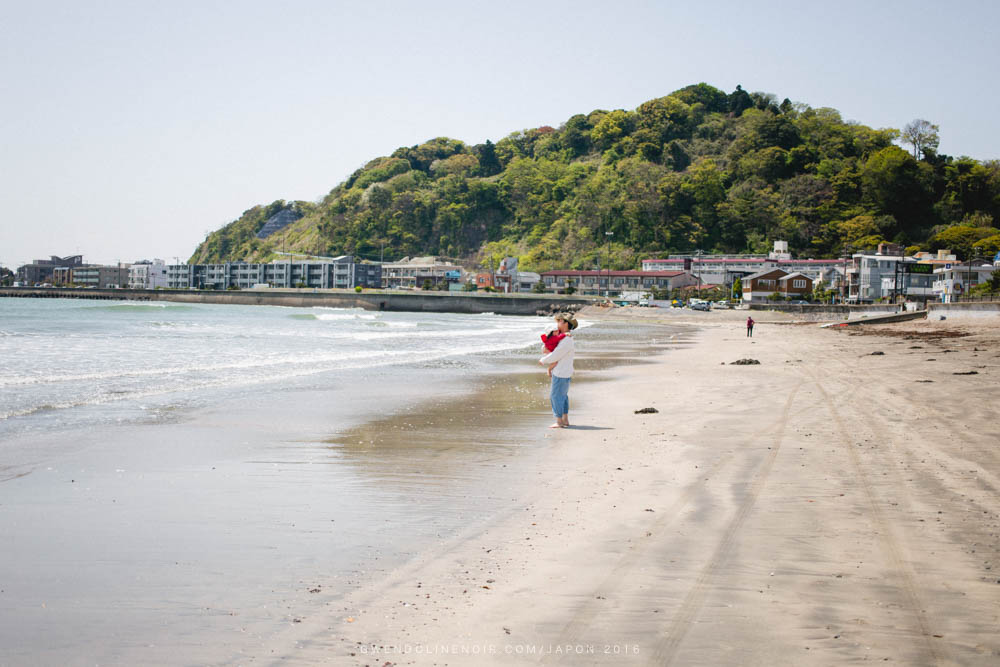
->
[[539, 313, 577, 428], [746, 315, 755, 338]]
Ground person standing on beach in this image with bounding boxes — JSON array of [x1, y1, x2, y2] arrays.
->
[[746, 315, 755, 338], [539, 313, 577, 428]]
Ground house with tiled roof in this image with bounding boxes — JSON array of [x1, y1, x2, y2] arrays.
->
[[741, 268, 813, 302]]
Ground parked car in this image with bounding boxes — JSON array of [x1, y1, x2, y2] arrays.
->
[[690, 301, 711, 311], [789, 299, 811, 305], [713, 300, 731, 309]]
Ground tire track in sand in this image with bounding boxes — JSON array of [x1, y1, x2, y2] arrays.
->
[[540, 383, 813, 664], [539, 452, 734, 665], [807, 371, 947, 665], [650, 379, 804, 665]]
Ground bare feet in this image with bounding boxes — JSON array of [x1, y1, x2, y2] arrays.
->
[[549, 422, 563, 429]]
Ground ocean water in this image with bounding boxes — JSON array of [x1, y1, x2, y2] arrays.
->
[[0, 298, 552, 441], [0, 298, 569, 665]]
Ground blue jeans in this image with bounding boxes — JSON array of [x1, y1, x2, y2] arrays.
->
[[550, 375, 571, 418]]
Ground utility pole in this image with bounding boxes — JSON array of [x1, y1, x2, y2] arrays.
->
[[966, 256, 973, 302], [695, 249, 703, 294], [605, 230, 614, 298], [840, 246, 852, 304], [379, 241, 385, 291]]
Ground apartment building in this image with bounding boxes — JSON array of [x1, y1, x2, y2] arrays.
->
[[166, 256, 381, 290], [70, 265, 131, 288], [540, 270, 697, 296], [128, 259, 168, 289]]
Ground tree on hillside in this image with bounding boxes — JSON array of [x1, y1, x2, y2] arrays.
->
[[972, 233, 1000, 255], [929, 225, 997, 259], [190, 85, 1000, 270], [476, 140, 502, 176], [728, 85, 753, 116], [901, 119, 940, 160], [861, 146, 935, 236]]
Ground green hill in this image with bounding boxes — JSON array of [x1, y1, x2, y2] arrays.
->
[[190, 83, 1000, 269]]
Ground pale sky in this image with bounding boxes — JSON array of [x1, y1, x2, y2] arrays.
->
[[2, 0, 998, 268]]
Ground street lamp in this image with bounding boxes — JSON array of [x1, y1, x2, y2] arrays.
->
[[605, 230, 614, 298]]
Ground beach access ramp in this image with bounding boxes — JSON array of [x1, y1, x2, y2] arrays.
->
[[819, 309, 927, 328]]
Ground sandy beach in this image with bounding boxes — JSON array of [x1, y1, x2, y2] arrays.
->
[[253, 308, 1000, 666]]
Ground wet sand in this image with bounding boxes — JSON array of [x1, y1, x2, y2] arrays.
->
[[0, 317, 687, 666], [260, 311, 1000, 666]]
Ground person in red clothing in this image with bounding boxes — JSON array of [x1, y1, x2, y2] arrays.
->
[[539, 314, 578, 428], [541, 329, 567, 352], [746, 315, 755, 338], [540, 328, 567, 378]]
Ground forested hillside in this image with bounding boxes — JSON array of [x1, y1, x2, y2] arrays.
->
[[190, 83, 1000, 269]]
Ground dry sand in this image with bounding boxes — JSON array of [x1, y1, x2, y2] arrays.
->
[[259, 309, 1000, 666]]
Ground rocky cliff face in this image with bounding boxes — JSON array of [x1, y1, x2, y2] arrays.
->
[[255, 207, 303, 239]]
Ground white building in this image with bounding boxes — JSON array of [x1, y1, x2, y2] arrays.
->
[[846, 243, 906, 303], [128, 259, 168, 289], [932, 263, 997, 302], [850, 247, 964, 303]]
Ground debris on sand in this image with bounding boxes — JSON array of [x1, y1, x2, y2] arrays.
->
[[634, 407, 659, 414], [870, 351, 885, 355], [847, 328, 969, 341], [730, 358, 761, 365], [953, 371, 979, 375]]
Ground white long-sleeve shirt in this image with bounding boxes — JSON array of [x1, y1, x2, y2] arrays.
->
[[540, 335, 575, 378]]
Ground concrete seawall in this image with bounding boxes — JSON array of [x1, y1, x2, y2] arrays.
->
[[819, 310, 928, 327], [0, 287, 595, 316], [927, 301, 1000, 320]]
